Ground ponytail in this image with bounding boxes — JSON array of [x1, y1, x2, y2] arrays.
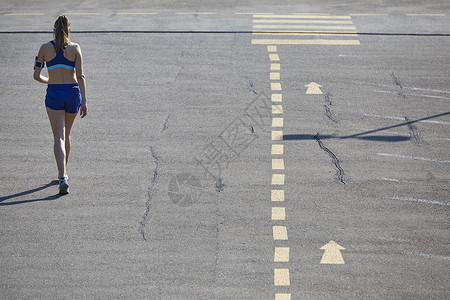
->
[[53, 15, 70, 52]]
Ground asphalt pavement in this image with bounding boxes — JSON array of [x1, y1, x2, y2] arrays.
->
[[1, 1, 449, 299]]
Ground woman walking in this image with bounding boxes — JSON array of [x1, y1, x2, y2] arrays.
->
[[33, 15, 87, 194]]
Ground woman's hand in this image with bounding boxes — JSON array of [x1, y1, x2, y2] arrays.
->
[[80, 102, 88, 118]]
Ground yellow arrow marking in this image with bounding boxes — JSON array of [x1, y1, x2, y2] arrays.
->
[[320, 240, 345, 264], [305, 82, 323, 94]]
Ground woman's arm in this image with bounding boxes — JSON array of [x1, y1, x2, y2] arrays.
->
[[75, 43, 88, 118], [33, 44, 49, 84]]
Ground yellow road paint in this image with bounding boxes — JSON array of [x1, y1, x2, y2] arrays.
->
[[63, 12, 101, 15], [117, 12, 158, 15], [272, 104, 283, 114], [5, 13, 44, 15], [254, 25, 357, 30], [253, 19, 354, 24], [272, 130, 284, 141], [407, 14, 445, 16], [272, 144, 284, 155], [275, 293, 291, 300], [253, 39, 361, 45], [175, 12, 216, 14], [274, 269, 290, 285], [350, 13, 389, 16], [272, 207, 286, 220], [254, 14, 351, 19], [271, 83, 282, 91], [305, 82, 323, 94], [270, 72, 281, 80], [269, 54, 280, 61], [253, 32, 358, 36], [273, 226, 288, 240], [272, 159, 285, 170], [271, 174, 285, 185], [271, 63, 281, 71], [320, 240, 345, 264], [235, 12, 274, 15], [271, 189, 285, 201], [274, 247, 289, 261], [272, 118, 284, 128], [267, 45, 278, 52], [271, 94, 282, 102]]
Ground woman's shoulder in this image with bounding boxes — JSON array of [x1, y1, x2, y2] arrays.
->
[[40, 41, 54, 49], [67, 41, 81, 49]]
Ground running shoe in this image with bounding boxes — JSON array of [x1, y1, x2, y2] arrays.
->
[[59, 177, 69, 195]]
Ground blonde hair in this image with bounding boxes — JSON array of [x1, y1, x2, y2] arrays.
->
[[53, 15, 70, 51]]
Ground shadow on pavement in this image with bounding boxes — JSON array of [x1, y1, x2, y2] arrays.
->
[[0, 180, 62, 206], [284, 112, 449, 142]]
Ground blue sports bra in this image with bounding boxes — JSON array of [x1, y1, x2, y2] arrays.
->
[[46, 41, 75, 71]]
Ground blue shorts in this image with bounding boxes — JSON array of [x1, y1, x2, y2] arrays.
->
[[45, 84, 82, 114]]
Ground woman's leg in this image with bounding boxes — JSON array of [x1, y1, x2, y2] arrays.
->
[[64, 112, 78, 168], [46, 107, 66, 178]]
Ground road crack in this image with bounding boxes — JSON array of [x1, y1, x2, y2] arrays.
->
[[139, 146, 160, 241], [314, 133, 346, 184]]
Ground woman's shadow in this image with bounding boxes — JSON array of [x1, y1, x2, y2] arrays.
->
[[0, 181, 63, 206]]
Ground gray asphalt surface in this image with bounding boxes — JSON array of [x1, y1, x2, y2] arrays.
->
[[1, 1, 449, 299]]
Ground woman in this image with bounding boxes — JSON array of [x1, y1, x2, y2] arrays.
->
[[33, 15, 88, 195]]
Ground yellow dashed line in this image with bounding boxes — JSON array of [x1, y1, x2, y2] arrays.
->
[[267, 45, 278, 52], [275, 293, 292, 300], [271, 94, 282, 102], [273, 226, 288, 240], [274, 247, 290, 261], [274, 269, 290, 285], [271, 174, 285, 185], [269, 54, 280, 61], [272, 159, 285, 170], [271, 83, 282, 91], [271, 63, 281, 71], [272, 104, 283, 113], [271, 144, 284, 155], [272, 131, 284, 141], [271, 190, 285, 202], [270, 72, 281, 80], [272, 118, 284, 128]]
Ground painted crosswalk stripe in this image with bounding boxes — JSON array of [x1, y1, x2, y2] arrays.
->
[[253, 14, 360, 46], [253, 39, 361, 45], [254, 19, 354, 24], [254, 14, 351, 19]]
